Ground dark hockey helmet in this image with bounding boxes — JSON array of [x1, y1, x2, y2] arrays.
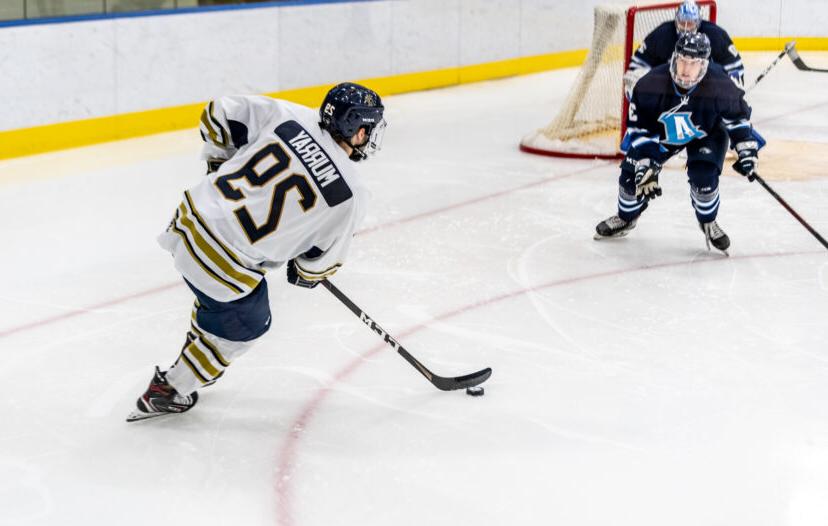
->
[[675, 0, 702, 34], [670, 32, 711, 89], [319, 82, 386, 161]]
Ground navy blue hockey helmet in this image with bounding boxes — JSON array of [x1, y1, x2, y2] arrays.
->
[[675, 0, 702, 34], [319, 82, 386, 161], [670, 32, 711, 89]]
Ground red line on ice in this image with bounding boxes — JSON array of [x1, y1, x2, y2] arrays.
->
[[0, 282, 182, 339], [0, 165, 597, 340], [274, 249, 818, 526]]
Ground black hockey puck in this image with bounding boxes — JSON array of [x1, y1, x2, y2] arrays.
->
[[465, 386, 485, 396]]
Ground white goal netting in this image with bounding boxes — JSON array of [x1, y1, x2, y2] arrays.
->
[[521, 1, 715, 159]]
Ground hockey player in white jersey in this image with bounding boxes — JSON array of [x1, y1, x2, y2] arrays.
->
[[127, 82, 386, 421]]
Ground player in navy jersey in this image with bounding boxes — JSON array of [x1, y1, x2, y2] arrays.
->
[[624, 0, 744, 98], [595, 32, 759, 254]]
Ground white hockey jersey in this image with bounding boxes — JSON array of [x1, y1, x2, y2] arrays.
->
[[159, 96, 368, 302]]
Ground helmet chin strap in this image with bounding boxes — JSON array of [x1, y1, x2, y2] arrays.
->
[[349, 149, 367, 162], [347, 130, 371, 162], [326, 128, 366, 161]]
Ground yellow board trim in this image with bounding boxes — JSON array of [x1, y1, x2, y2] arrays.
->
[[0, 102, 206, 161], [0, 49, 586, 160], [1, 39, 826, 161], [733, 37, 828, 51]]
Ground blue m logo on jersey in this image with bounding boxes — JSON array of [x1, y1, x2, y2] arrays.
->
[[658, 111, 707, 145]]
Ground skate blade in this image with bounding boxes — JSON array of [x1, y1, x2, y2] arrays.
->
[[593, 231, 630, 241], [704, 241, 730, 257], [126, 409, 169, 423], [704, 245, 730, 257]]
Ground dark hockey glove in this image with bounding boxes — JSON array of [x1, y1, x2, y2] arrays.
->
[[633, 159, 663, 200], [286, 259, 320, 289], [732, 141, 758, 181]]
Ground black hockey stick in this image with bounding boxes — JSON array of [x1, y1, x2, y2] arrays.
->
[[320, 279, 492, 391], [746, 42, 795, 92], [787, 42, 828, 73], [752, 173, 828, 251]]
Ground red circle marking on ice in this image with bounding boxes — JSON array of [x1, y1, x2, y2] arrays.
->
[[274, 249, 818, 526]]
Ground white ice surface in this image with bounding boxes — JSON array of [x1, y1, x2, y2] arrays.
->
[[1, 52, 828, 526]]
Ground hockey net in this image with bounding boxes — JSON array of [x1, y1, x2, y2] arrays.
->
[[520, 1, 716, 159]]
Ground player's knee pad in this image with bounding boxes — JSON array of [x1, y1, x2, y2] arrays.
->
[[187, 279, 272, 342], [687, 160, 720, 190]]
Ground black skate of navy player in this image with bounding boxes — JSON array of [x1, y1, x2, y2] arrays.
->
[[594, 32, 759, 254], [624, 0, 745, 99]]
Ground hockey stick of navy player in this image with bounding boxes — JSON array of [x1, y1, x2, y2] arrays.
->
[[786, 42, 828, 73], [746, 42, 796, 93], [321, 279, 493, 391], [751, 173, 828, 251]]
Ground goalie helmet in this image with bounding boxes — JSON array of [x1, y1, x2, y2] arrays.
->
[[319, 82, 386, 162], [675, 0, 701, 34], [670, 32, 711, 89]]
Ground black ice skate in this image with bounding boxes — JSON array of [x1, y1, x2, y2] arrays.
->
[[700, 220, 730, 255], [594, 215, 637, 240], [126, 366, 198, 422]]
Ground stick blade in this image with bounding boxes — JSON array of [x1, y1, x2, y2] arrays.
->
[[432, 367, 492, 391], [786, 42, 828, 73]]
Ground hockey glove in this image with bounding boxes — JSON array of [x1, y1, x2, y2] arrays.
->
[[732, 141, 758, 181], [623, 68, 648, 101], [286, 259, 320, 289], [634, 159, 663, 200]]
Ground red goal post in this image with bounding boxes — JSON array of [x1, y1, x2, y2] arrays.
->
[[520, 1, 717, 160]]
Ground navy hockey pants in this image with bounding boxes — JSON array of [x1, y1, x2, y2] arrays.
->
[[165, 279, 273, 394], [186, 278, 271, 342], [617, 128, 728, 224]]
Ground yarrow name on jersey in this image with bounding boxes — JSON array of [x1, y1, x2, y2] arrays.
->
[[276, 120, 353, 207], [286, 127, 341, 187]]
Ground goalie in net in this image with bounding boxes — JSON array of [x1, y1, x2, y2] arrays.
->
[[520, 0, 719, 159], [625, 0, 744, 99]]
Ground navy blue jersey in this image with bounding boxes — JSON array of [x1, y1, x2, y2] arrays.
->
[[629, 20, 744, 85], [623, 63, 752, 163]]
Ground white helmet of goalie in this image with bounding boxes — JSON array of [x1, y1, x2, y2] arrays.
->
[[675, 0, 702, 35]]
